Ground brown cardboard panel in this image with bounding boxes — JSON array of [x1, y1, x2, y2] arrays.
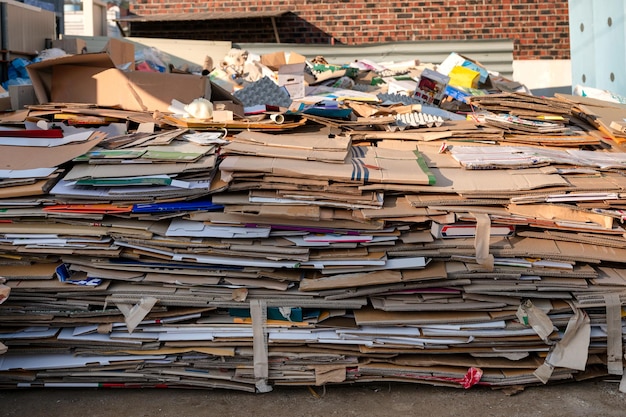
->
[[71, 265, 145, 281], [0, 132, 105, 170], [354, 307, 494, 325], [233, 130, 351, 151], [225, 204, 323, 220], [399, 261, 447, 281], [222, 141, 349, 163], [188, 211, 386, 231], [426, 167, 571, 193], [0, 109, 29, 123], [63, 155, 216, 180], [0, 178, 55, 198], [104, 38, 135, 70], [28, 52, 210, 112], [7, 278, 110, 291], [220, 146, 435, 186], [507, 236, 626, 264], [360, 195, 431, 219], [370, 297, 508, 311], [143, 273, 220, 286], [300, 270, 404, 291], [507, 202, 614, 229], [591, 267, 626, 287], [0, 222, 151, 239], [50, 65, 210, 113], [0, 263, 60, 280], [392, 354, 544, 369]]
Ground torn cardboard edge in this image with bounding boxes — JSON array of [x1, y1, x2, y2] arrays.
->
[[251, 299, 273, 393]]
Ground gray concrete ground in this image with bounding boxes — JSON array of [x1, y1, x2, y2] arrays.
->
[[1, 379, 626, 417]]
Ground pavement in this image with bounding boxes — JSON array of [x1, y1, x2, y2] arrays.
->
[[1, 379, 625, 417]]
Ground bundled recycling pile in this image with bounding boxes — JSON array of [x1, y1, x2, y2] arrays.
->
[[0, 42, 625, 394]]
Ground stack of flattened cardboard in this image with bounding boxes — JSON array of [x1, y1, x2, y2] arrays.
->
[[0, 46, 625, 393]]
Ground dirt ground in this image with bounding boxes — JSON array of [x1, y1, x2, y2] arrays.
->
[[1, 379, 625, 417]]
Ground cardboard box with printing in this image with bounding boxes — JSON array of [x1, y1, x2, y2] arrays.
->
[[277, 63, 315, 99]]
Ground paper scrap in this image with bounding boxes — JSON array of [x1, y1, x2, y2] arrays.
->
[[314, 364, 347, 385], [116, 296, 159, 334], [516, 299, 555, 343], [97, 323, 113, 334], [604, 293, 623, 375], [0, 283, 10, 304], [472, 212, 494, 270], [279, 307, 293, 322], [534, 305, 590, 383], [231, 288, 248, 302], [251, 299, 272, 393]]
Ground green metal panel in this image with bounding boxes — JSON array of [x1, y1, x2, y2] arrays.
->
[[237, 39, 515, 79], [66, 35, 514, 79]]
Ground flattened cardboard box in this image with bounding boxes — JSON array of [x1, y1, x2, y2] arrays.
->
[[26, 52, 211, 112]]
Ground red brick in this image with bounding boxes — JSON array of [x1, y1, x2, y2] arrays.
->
[[129, 0, 570, 59]]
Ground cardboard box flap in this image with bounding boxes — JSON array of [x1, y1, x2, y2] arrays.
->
[[28, 53, 213, 112], [261, 51, 307, 71], [49, 65, 211, 112], [27, 52, 117, 106], [210, 80, 244, 106], [104, 38, 135, 70]]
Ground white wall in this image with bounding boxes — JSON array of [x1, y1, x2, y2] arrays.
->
[[512, 59, 572, 94], [63, 0, 108, 37]]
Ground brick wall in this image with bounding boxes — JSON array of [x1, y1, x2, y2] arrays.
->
[[128, 0, 571, 60]]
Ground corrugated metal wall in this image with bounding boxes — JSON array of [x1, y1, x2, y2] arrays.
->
[[70, 36, 513, 79], [1, 1, 56, 53], [237, 39, 515, 79]]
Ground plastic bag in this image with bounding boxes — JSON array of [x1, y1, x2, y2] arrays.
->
[[1, 58, 32, 90], [135, 47, 170, 73]]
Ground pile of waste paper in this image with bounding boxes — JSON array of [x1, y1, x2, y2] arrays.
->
[[0, 38, 625, 394]]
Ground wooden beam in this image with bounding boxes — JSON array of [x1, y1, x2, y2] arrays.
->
[[270, 17, 280, 43]]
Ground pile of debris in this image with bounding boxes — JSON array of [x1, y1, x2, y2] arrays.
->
[[0, 39, 625, 394]]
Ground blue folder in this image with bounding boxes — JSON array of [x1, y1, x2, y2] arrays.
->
[[132, 200, 223, 213]]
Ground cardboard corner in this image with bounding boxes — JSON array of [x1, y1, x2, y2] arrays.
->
[[287, 51, 307, 65], [260, 51, 307, 71], [103, 38, 135, 70], [26, 52, 117, 105], [260, 51, 287, 71]]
